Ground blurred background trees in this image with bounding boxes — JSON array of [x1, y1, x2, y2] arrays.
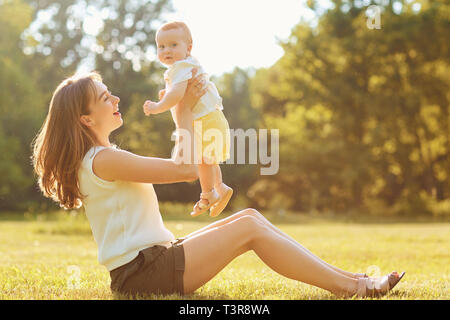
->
[[0, 0, 44, 209], [250, 0, 449, 215], [0, 0, 448, 216]]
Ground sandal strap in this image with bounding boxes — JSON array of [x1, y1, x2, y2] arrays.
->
[[200, 189, 216, 200], [196, 189, 219, 210], [196, 199, 209, 210]]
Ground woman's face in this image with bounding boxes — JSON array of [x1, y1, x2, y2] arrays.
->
[[82, 81, 122, 135]]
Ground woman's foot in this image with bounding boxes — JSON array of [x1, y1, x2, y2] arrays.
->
[[190, 189, 220, 217], [209, 183, 233, 217], [336, 271, 405, 298], [355, 271, 405, 298]]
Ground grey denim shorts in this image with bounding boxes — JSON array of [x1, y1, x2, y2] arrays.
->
[[110, 238, 185, 296]]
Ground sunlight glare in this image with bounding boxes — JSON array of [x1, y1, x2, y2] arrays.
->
[[164, 0, 307, 76]]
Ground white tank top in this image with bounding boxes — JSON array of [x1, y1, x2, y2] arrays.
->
[[78, 146, 175, 271]]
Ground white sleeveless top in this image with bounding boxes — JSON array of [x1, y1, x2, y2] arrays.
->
[[78, 146, 175, 271]]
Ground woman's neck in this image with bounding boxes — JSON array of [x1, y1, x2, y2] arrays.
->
[[94, 132, 112, 147]]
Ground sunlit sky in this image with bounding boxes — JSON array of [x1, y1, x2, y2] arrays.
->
[[163, 0, 314, 76]]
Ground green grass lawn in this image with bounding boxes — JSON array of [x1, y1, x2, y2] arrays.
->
[[0, 208, 449, 300]]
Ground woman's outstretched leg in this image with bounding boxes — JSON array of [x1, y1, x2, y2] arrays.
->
[[184, 208, 363, 279], [182, 214, 357, 296], [243, 209, 364, 279]]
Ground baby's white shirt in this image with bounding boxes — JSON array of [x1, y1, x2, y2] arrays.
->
[[164, 56, 223, 120]]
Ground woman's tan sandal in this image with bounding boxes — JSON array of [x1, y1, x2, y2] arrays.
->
[[209, 183, 233, 217], [190, 189, 220, 217], [356, 271, 405, 298]]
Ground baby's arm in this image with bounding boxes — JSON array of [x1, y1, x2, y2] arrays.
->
[[143, 81, 188, 115]]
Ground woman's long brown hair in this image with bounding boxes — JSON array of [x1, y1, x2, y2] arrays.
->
[[32, 72, 102, 209]]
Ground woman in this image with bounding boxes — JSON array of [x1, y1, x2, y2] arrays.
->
[[32, 71, 404, 298]]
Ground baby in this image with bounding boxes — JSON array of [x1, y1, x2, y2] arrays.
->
[[143, 21, 233, 217]]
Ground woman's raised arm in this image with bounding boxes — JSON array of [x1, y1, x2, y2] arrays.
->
[[92, 148, 197, 184]]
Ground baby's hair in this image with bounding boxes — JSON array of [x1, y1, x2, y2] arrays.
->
[[156, 21, 193, 45]]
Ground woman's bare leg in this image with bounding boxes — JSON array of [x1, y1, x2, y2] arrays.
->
[[184, 208, 363, 279], [182, 214, 358, 296], [245, 209, 363, 279]]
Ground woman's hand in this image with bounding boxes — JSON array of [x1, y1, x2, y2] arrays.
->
[[158, 89, 166, 100], [182, 68, 207, 111]]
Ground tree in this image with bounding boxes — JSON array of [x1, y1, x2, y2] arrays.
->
[[213, 68, 261, 208], [1, 0, 173, 210], [250, 0, 449, 214], [23, 0, 172, 109], [0, 0, 45, 210]]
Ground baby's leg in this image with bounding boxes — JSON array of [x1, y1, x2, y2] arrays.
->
[[198, 162, 216, 194], [212, 164, 231, 196], [213, 164, 223, 188]]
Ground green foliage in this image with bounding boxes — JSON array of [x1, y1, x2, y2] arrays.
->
[[23, 0, 172, 110], [0, 0, 175, 210], [213, 68, 261, 204], [0, 0, 448, 216], [250, 0, 449, 215], [0, 130, 29, 198], [0, 0, 45, 209]]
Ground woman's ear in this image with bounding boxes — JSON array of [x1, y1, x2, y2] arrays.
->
[[80, 115, 94, 127]]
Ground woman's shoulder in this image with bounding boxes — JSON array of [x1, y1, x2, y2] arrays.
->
[[78, 146, 122, 186], [84, 145, 118, 162], [89, 145, 131, 165], [89, 146, 148, 182], [81, 145, 129, 183], [82, 145, 128, 174]]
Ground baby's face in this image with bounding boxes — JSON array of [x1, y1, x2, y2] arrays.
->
[[156, 28, 192, 66]]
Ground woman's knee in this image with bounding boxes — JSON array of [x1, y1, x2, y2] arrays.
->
[[237, 208, 268, 226], [231, 215, 268, 246], [231, 208, 263, 220]]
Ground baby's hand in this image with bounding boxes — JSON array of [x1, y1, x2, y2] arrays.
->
[[143, 100, 157, 116]]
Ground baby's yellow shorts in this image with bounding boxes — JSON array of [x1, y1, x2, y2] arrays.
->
[[193, 109, 230, 164]]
